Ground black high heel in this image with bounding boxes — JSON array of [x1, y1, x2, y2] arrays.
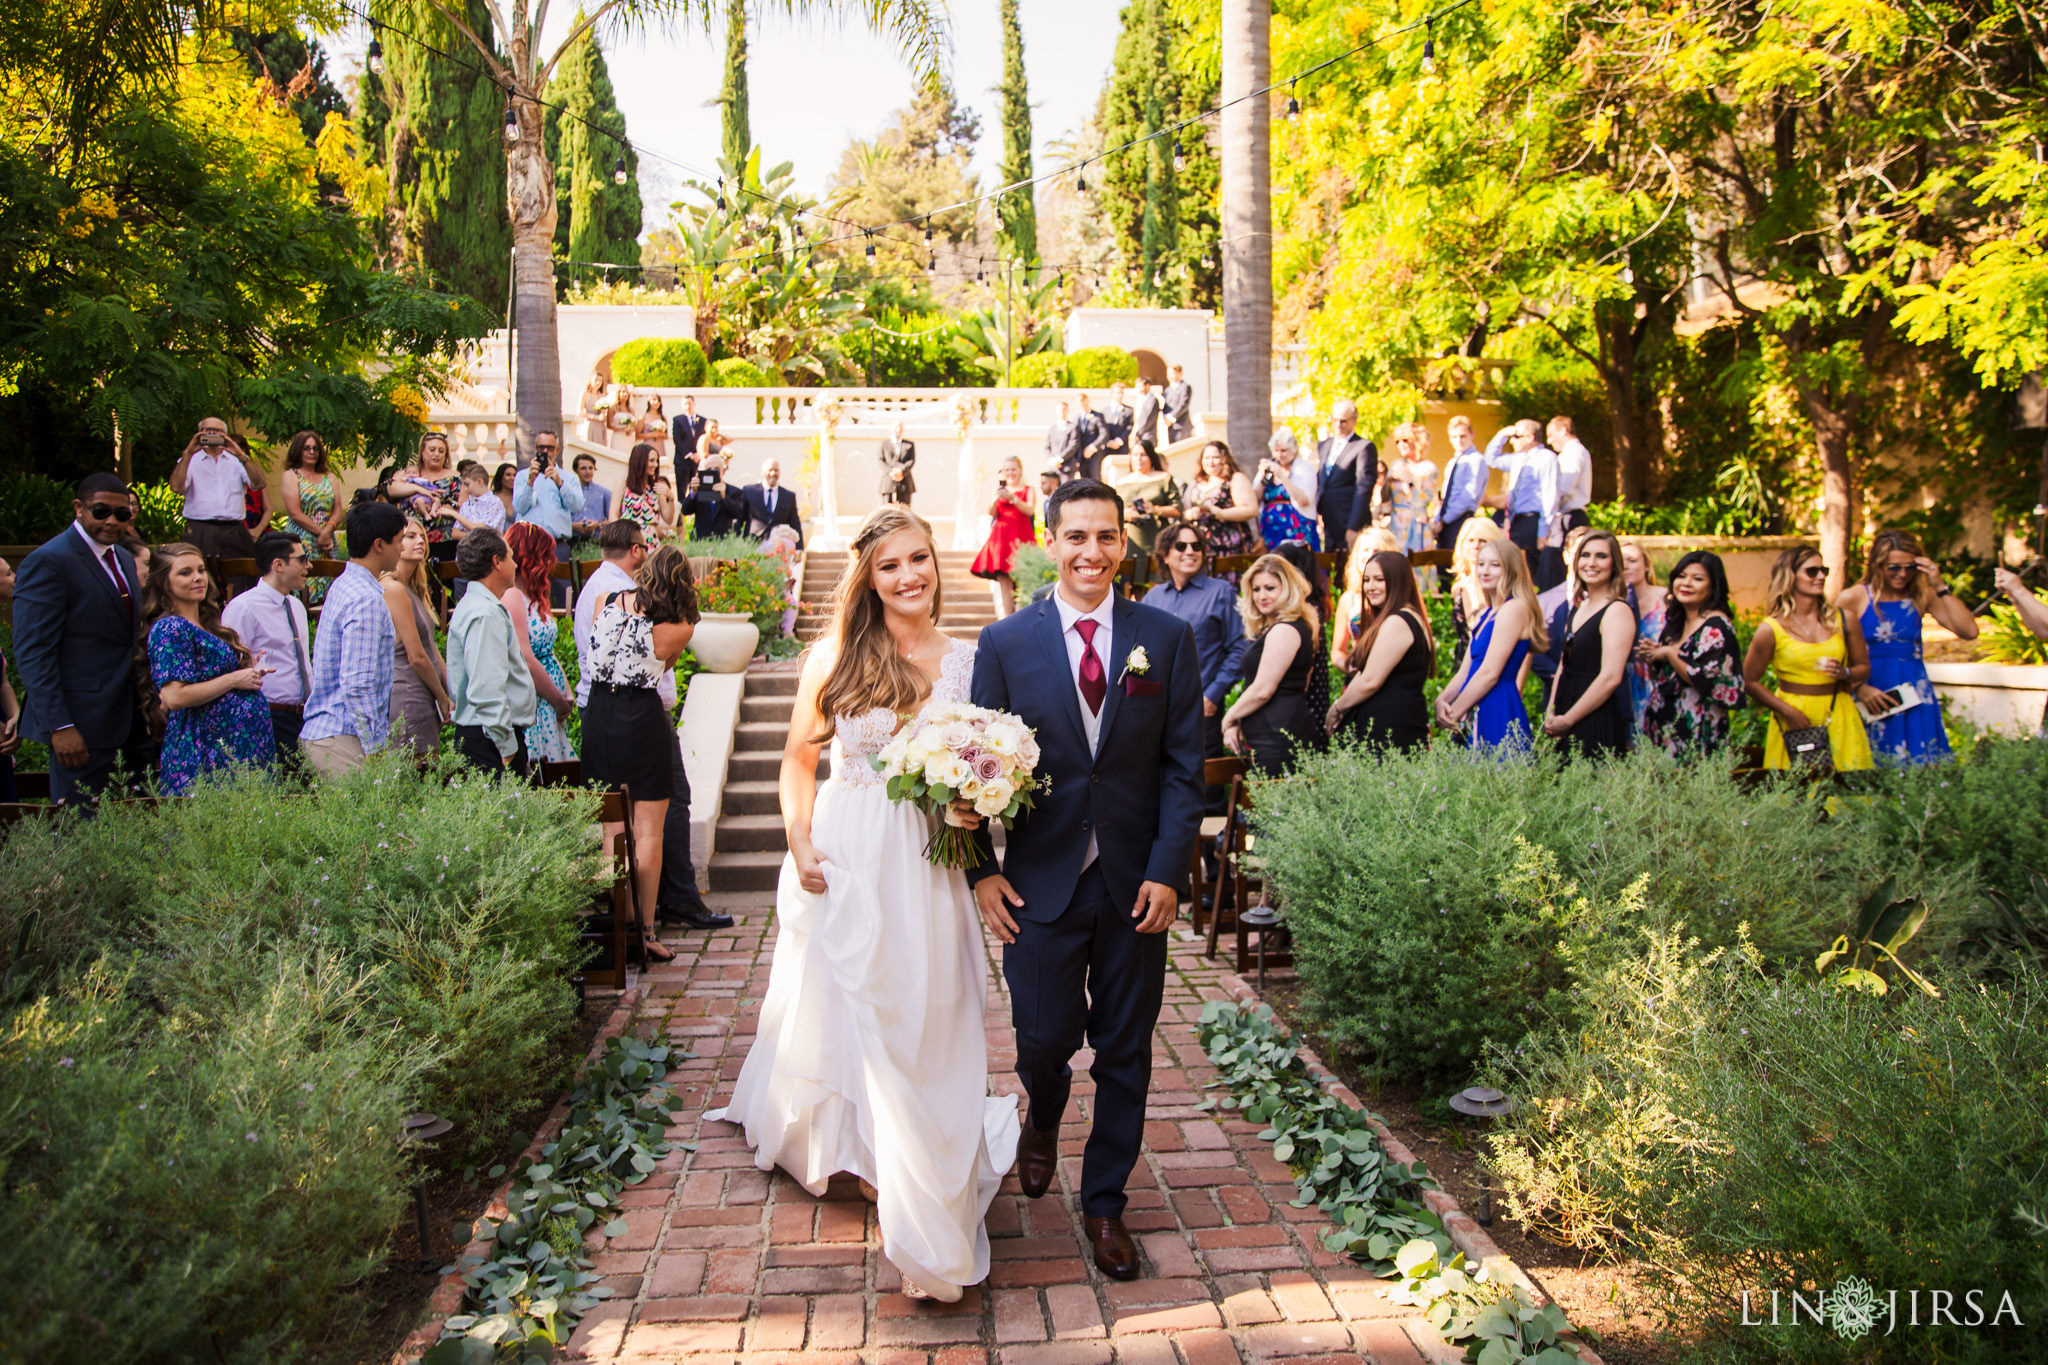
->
[[639, 928, 675, 965]]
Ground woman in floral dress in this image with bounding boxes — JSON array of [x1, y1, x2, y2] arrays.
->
[[1383, 422, 1440, 554], [1255, 427, 1319, 551], [1641, 551, 1746, 759], [502, 524, 578, 761], [388, 431, 462, 568], [1620, 541, 1668, 736], [141, 545, 275, 794], [279, 430, 342, 601]]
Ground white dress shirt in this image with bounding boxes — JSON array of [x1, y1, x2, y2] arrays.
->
[[1052, 586, 1114, 870], [1557, 437, 1594, 513], [182, 448, 251, 520], [73, 520, 131, 594], [575, 559, 676, 710], [221, 580, 313, 705]]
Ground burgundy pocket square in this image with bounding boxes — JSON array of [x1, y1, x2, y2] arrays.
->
[[1123, 675, 1164, 697]]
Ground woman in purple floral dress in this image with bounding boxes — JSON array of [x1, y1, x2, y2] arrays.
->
[[142, 545, 275, 795], [1640, 550, 1745, 760]]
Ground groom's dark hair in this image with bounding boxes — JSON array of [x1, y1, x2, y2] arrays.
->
[[1043, 479, 1124, 536]]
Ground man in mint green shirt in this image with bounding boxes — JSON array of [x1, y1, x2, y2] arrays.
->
[[448, 528, 538, 776]]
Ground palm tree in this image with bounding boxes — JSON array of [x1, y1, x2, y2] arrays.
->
[[1220, 0, 1270, 475], [415, 0, 947, 457]]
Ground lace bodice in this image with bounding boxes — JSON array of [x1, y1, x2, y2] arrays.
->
[[831, 638, 975, 786]]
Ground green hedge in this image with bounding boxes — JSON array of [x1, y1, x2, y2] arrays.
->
[[1485, 933, 2048, 1363], [1009, 352, 1066, 388], [1253, 741, 2001, 1082], [1064, 345, 1138, 389], [0, 759, 599, 1360], [611, 336, 709, 388], [709, 357, 772, 388]]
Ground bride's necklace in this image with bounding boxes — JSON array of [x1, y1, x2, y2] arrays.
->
[[901, 636, 947, 665]]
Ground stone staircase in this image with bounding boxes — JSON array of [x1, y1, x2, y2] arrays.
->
[[706, 549, 994, 893]]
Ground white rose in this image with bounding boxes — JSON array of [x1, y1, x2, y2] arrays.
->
[[907, 729, 943, 763], [957, 775, 984, 799], [981, 722, 1021, 756], [924, 755, 971, 789], [939, 721, 974, 752], [1017, 738, 1041, 770], [974, 778, 1015, 816]]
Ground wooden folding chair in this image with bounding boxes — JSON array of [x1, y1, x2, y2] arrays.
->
[[308, 559, 348, 580], [537, 759, 584, 789], [1213, 553, 1258, 577], [1203, 771, 1252, 960], [587, 788, 639, 989], [214, 558, 258, 599], [1407, 548, 1454, 570], [1189, 755, 1248, 939]]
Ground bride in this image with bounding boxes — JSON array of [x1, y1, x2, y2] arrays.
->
[[710, 505, 1020, 1301]]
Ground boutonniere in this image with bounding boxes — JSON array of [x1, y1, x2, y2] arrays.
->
[[1119, 646, 1151, 682]]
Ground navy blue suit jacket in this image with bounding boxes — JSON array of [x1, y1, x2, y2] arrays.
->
[[1315, 433, 1379, 542], [743, 483, 803, 546], [671, 412, 708, 459], [13, 524, 142, 748], [967, 594, 1205, 925]]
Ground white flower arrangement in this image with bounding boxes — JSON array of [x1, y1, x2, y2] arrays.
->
[[870, 703, 1043, 867], [1121, 645, 1151, 680]]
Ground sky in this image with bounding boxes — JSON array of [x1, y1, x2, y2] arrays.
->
[[328, 1, 1128, 230]]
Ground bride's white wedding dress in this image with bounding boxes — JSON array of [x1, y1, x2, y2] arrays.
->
[[709, 638, 1020, 1299]]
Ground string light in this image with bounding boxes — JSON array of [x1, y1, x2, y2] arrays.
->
[[366, 21, 384, 74], [503, 103, 519, 142], [1076, 161, 1088, 193], [1422, 20, 1436, 73], [1286, 80, 1300, 119], [864, 233, 877, 263], [923, 218, 933, 244], [1173, 138, 1185, 171], [716, 182, 726, 213], [612, 154, 627, 185]]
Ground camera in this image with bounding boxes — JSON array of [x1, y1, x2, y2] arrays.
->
[[200, 433, 226, 449], [699, 469, 719, 488]]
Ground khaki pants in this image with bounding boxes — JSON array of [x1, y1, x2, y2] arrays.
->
[[301, 733, 365, 778]]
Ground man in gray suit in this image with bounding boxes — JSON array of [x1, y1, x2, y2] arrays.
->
[[1163, 365, 1193, 444], [1046, 399, 1086, 480], [1131, 377, 1162, 460], [878, 420, 916, 506]]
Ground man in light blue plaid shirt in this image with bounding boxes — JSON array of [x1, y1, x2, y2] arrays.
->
[[300, 501, 408, 777]]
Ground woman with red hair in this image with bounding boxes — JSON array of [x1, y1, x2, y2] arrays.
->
[[502, 522, 577, 760]]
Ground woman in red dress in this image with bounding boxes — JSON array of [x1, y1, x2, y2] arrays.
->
[[970, 455, 1037, 617]]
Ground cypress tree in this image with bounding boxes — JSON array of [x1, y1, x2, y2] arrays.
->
[[719, 1, 751, 174], [1098, 0, 1219, 308], [995, 0, 1037, 273], [545, 19, 643, 286], [360, 0, 512, 312]]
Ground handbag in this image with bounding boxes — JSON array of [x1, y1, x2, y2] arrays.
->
[[1782, 723, 1833, 773]]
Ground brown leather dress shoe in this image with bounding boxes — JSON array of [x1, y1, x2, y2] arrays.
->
[[1015, 1125, 1058, 1199], [1084, 1216, 1140, 1280]]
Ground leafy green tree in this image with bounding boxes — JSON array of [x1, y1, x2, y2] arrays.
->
[[719, 1, 751, 176], [228, 27, 349, 144], [994, 0, 1037, 273], [545, 18, 643, 282], [823, 80, 981, 282], [1101, 0, 1220, 308], [358, 0, 513, 313]]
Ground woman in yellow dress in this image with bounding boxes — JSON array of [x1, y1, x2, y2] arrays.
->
[[1741, 546, 1874, 770]]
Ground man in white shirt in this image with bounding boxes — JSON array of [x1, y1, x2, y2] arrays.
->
[[170, 416, 267, 569], [221, 532, 315, 761], [573, 520, 731, 932], [1549, 415, 1595, 534], [1485, 420, 1567, 590]]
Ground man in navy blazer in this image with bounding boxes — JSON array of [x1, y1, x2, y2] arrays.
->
[[670, 395, 708, 463], [1314, 397, 1379, 551], [742, 457, 803, 547], [968, 480, 1204, 1281], [13, 472, 151, 803]]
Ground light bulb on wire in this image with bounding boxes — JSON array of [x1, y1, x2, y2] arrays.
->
[[612, 154, 627, 186], [366, 23, 384, 75], [1286, 81, 1300, 119], [1076, 161, 1088, 194], [865, 235, 877, 263], [503, 103, 519, 143], [715, 182, 726, 213], [1173, 138, 1185, 172], [1422, 21, 1436, 74]]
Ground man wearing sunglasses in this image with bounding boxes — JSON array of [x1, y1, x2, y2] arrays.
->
[[1141, 527, 1248, 817], [12, 473, 153, 804]]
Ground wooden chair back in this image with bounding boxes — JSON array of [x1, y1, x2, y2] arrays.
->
[[1189, 756, 1250, 940], [583, 788, 639, 989], [1407, 548, 1454, 569], [212, 558, 258, 598]]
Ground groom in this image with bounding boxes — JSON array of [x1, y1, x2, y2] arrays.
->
[[968, 480, 1205, 1280]]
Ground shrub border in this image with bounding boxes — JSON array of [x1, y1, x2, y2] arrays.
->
[[1204, 968, 1607, 1365], [392, 984, 645, 1364]]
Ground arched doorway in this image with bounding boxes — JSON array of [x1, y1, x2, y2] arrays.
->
[[1132, 348, 1168, 385]]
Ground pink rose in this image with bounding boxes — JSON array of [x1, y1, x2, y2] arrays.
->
[[956, 745, 981, 766], [974, 753, 1005, 783]]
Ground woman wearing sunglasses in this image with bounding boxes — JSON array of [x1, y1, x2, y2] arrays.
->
[[1834, 531, 1975, 764], [1742, 547, 1874, 772]]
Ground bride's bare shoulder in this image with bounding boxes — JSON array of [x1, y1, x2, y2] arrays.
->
[[801, 638, 839, 685]]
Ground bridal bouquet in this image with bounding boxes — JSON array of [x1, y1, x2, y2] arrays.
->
[[871, 703, 1042, 868]]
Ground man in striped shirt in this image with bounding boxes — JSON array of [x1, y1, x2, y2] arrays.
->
[[300, 500, 408, 778]]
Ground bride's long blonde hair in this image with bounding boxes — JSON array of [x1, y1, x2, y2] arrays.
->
[[814, 505, 948, 738]]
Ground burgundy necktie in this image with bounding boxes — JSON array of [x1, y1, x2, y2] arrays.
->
[[104, 548, 133, 622], [1075, 618, 1106, 716]]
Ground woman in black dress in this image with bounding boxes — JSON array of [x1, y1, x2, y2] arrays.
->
[[1222, 554, 1321, 775], [1327, 551, 1434, 755], [1542, 529, 1636, 760]]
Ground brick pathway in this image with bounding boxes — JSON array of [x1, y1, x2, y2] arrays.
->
[[569, 895, 1447, 1365]]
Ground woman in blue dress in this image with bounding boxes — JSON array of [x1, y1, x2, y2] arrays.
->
[[1435, 536, 1546, 754], [1837, 530, 1977, 763], [1254, 426, 1320, 552], [142, 544, 276, 795]]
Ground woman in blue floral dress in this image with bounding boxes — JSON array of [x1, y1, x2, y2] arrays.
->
[[503, 523, 578, 761], [1255, 427, 1320, 551], [1837, 531, 1978, 764], [142, 545, 275, 794]]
